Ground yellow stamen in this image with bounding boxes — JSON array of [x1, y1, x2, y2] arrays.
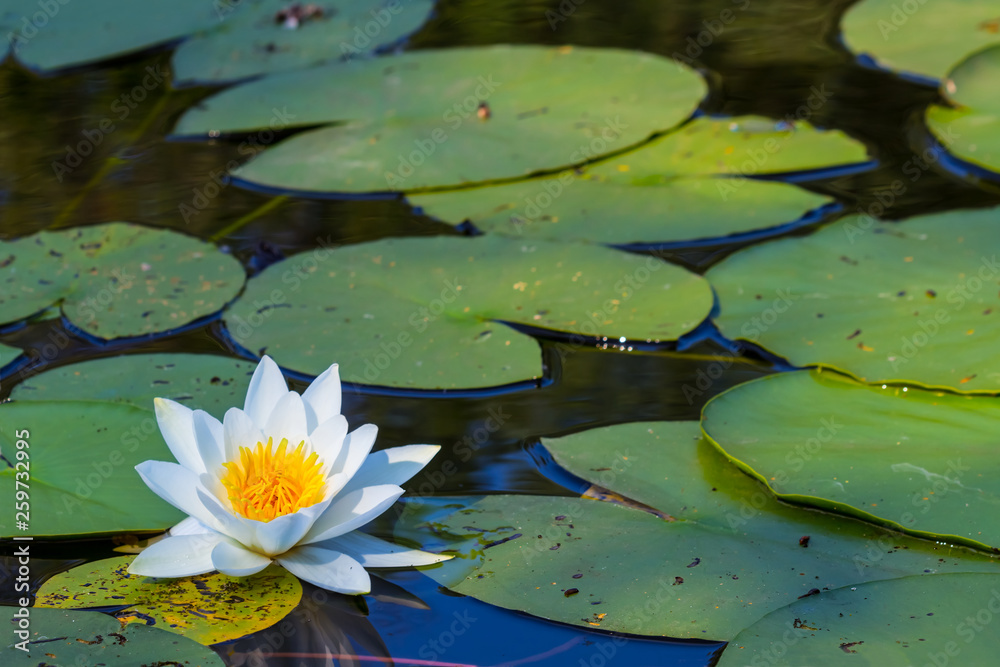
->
[[220, 437, 326, 522]]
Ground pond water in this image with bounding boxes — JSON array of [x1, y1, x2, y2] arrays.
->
[[2, 0, 1000, 665]]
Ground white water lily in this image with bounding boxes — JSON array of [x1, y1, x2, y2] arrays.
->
[[129, 355, 449, 594]]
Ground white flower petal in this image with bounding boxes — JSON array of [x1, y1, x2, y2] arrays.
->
[[339, 445, 441, 497], [136, 461, 254, 546], [326, 531, 451, 568], [153, 398, 204, 475], [252, 500, 330, 556], [129, 534, 224, 577], [136, 461, 226, 531], [301, 484, 404, 545], [211, 541, 272, 577], [263, 391, 309, 446], [243, 355, 289, 426], [277, 545, 370, 594], [169, 516, 214, 536], [302, 363, 342, 431], [326, 424, 378, 496], [192, 409, 225, 477], [223, 407, 264, 462], [307, 415, 349, 471]]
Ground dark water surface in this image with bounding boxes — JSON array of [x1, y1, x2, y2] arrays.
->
[[2, 0, 1000, 665]]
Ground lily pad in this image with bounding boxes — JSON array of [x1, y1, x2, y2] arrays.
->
[[0, 400, 184, 538], [703, 369, 1000, 553], [11, 353, 256, 419], [1, 0, 216, 73], [0, 0, 433, 79], [707, 205, 1000, 391], [172, 0, 435, 85], [398, 422, 1000, 640], [3, 607, 224, 666], [36, 556, 303, 645], [841, 0, 999, 81], [0, 223, 245, 339], [927, 44, 1000, 177], [222, 235, 712, 389], [172, 45, 706, 193], [0, 342, 21, 366], [719, 574, 1000, 666], [410, 116, 866, 244]]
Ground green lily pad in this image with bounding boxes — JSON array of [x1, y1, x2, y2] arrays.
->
[[172, 0, 435, 85], [1, 0, 216, 73], [222, 235, 712, 389], [3, 607, 224, 666], [0, 400, 184, 538], [707, 205, 1000, 391], [0, 223, 245, 339], [719, 574, 1000, 666], [410, 116, 866, 244], [0, 0, 432, 79], [703, 369, 1000, 553], [927, 44, 1000, 177], [398, 422, 1000, 640], [0, 342, 21, 366], [173, 45, 706, 193], [36, 556, 303, 646], [11, 353, 256, 419], [841, 0, 999, 81]]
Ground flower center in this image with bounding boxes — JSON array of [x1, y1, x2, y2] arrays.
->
[[220, 437, 326, 522]]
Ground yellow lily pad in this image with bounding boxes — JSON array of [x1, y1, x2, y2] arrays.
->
[[35, 555, 303, 645]]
